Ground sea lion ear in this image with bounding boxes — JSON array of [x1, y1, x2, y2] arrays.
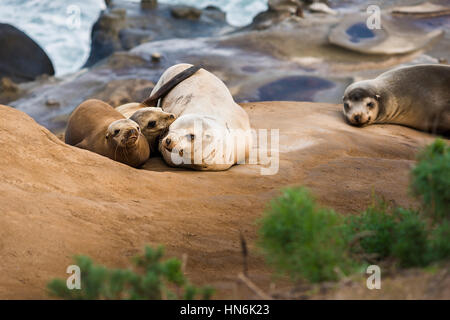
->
[[105, 132, 109, 139], [375, 94, 381, 101]]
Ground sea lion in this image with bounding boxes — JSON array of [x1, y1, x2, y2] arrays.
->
[[65, 99, 150, 167], [343, 64, 450, 135], [151, 63, 252, 171], [116, 102, 143, 118], [116, 102, 176, 153]]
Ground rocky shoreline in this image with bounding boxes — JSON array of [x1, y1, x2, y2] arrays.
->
[[1, 0, 449, 134]]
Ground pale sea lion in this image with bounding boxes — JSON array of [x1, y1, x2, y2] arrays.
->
[[116, 102, 176, 153], [343, 64, 450, 135], [151, 63, 252, 171], [65, 99, 150, 167]]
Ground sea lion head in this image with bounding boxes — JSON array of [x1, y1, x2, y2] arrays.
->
[[106, 119, 141, 148], [159, 114, 230, 169], [343, 81, 381, 127], [129, 107, 176, 143]]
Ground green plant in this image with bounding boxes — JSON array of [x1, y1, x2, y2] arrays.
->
[[258, 187, 356, 283], [344, 200, 397, 260], [344, 202, 430, 267], [47, 246, 214, 300], [390, 208, 429, 267], [427, 220, 450, 263], [411, 138, 450, 221]]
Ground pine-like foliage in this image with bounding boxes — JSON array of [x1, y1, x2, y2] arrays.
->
[[47, 246, 214, 300]]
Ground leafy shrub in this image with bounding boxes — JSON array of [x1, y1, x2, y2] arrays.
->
[[47, 246, 214, 300], [390, 208, 429, 267], [344, 202, 429, 267], [343, 201, 397, 260], [411, 138, 450, 220], [258, 187, 356, 283], [427, 220, 450, 263]]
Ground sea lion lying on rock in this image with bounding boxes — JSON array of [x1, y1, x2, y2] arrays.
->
[[343, 64, 450, 135], [116, 102, 176, 153], [152, 63, 252, 171], [65, 99, 150, 167]]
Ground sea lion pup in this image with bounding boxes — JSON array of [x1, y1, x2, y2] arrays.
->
[[116, 102, 143, 118], [150, 63, 252, 171], [343, 64, 450, 135], [65, 99, 150, 168], [115, 102, 176, 153]]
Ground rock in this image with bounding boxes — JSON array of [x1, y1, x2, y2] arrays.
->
[[203, 6, 227, 22], [84, 1, 232, 67], [328, 13, 444, 55], [170, 6, 202, 20], [0, 101, 444, 299], [91, 78, 155, 107], [391, 2, 450, 18], [119, 28, 154, 50], [1, 77, 19, 93], [45, 99, 60, 108], [84, 10, 127, 67], [151, 52, 161, 62], [268, 0, 303, 13], [0, 77, 22, 104], [0, 23, 54, 83], [309, 3, 336, 15], [141, 0, 157, 9]]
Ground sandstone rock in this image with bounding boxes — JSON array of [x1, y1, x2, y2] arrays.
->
[[0, 23, 54, 83], [0, 101, 443, 299]]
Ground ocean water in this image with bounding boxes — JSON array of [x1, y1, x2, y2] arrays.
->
[[0, 0, 267, 76]]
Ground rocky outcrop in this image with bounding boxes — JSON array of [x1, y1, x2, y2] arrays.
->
[[0, 23, 54, 83], [0, 101, 444, 299], [6, 0, 450, 135], [84, 1, 232, 67], [328, 13, 444, 55]]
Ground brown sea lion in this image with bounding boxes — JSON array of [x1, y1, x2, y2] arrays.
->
[[343, 64, 450, 135], [65, 99, 150, 167], [115, 102, 176, 153]]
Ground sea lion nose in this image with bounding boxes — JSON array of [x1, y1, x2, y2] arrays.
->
[[166, 138, 172, 146], [354, 114, 361, 123], [127, 128, 138, 137]]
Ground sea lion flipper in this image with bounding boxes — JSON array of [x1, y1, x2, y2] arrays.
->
[[141, 65, 201, 107]]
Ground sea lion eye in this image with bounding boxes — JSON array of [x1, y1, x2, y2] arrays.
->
[[147, 120, 156, 128], [186, 134, 195, 141], [367, 102, 374, 108], [114, 129, 120, 136], [344, 103, 350, 111]]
